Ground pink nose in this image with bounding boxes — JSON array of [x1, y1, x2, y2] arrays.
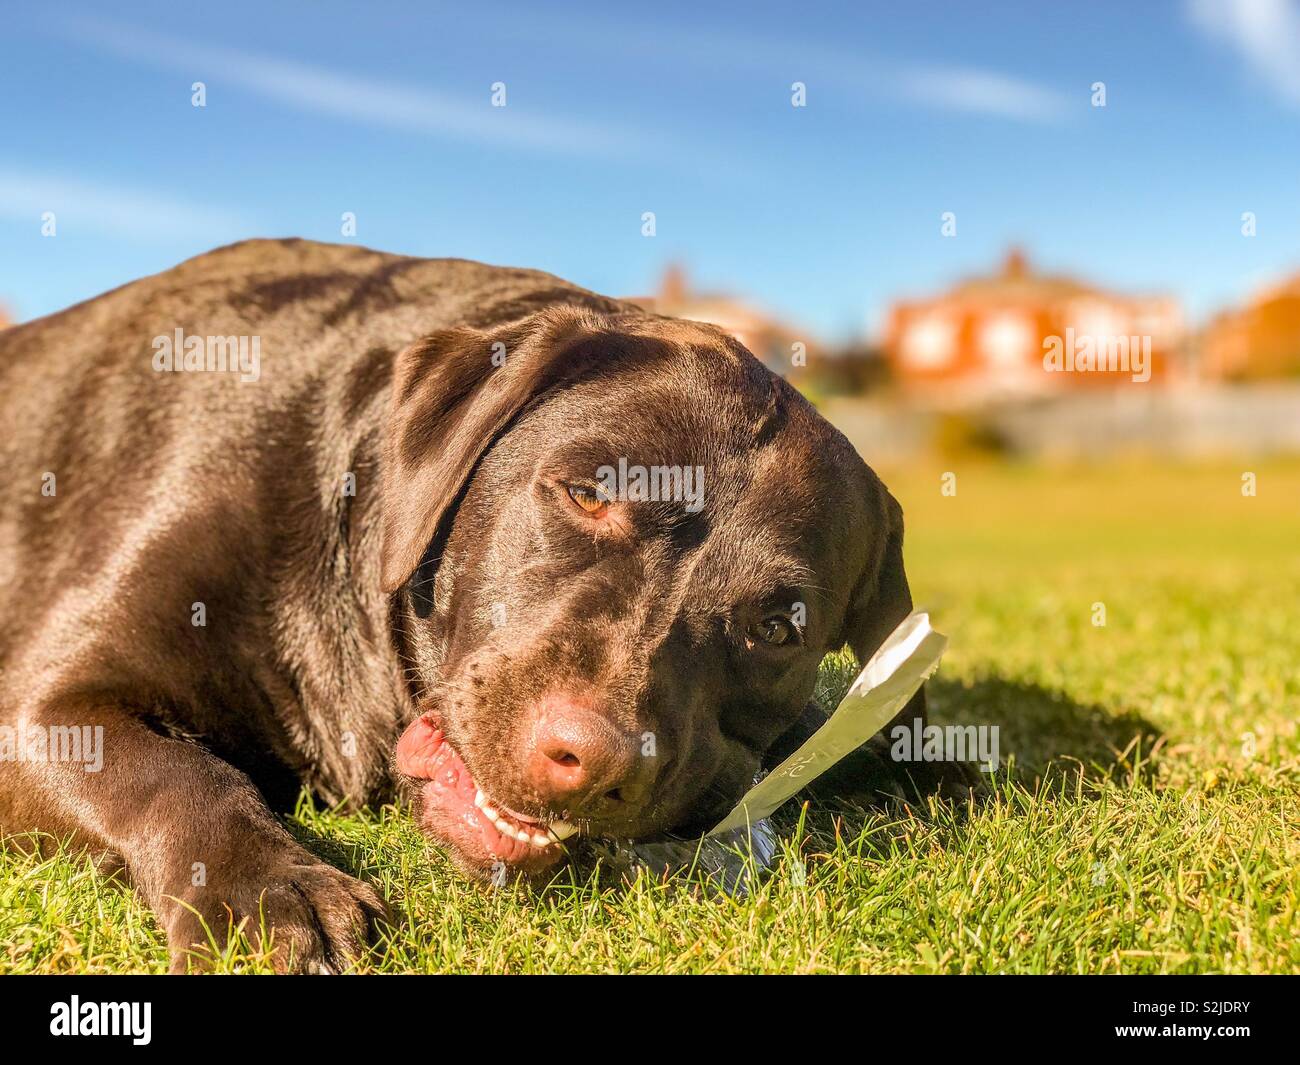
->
[[526, 697, 653, 811]]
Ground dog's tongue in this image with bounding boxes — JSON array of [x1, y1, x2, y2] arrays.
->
[[397, 714, 565, 869], [397, 716, 477, 803], [396, 715, 450, 779], [397, 715, 539, 819]]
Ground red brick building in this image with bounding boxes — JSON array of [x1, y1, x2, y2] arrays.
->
[[884, 249, 1184, 400], [1202, 274, 1300, 381]]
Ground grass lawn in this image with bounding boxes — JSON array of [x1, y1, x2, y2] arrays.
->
[[3, 459, 1298, 973]]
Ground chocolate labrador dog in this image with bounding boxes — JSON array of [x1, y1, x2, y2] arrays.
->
[[0, 238, 943, 972]]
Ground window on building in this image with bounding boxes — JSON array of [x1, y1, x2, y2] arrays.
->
[[902, 313, 956, 369], [979, 312, 1034, 369]]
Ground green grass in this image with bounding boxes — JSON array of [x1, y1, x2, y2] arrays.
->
[[4, 459, 1298, 973]]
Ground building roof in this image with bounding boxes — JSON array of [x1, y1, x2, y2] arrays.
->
[[914, 248, 1171, 312]]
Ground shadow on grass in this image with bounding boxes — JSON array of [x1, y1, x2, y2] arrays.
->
[[926, 672, 1163, 787], [771, 671, 1168, 870]]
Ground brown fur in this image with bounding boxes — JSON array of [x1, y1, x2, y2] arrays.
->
[[0, 239, 935, 971]]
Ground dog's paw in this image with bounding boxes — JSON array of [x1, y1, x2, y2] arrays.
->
[[164, 849, 389, 973]]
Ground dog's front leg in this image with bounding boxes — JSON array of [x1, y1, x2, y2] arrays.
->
[[1, 695, 387, 972]]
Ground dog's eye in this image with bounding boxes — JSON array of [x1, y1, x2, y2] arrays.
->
[[750, 615, 795, 647], [566, 483, 611, 516]]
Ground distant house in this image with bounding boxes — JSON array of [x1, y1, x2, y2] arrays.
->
[[883, 249, 1184, 400], [628, 265, 812, 376], [1202, 274, 1300, 381]]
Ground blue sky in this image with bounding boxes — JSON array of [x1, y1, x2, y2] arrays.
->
[[2, 0, 1298, 341]]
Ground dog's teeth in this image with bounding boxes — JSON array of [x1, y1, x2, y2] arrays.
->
[[476, 788, 504, 821], [475, 786, 562, 847], [491, 814, 526, 843]]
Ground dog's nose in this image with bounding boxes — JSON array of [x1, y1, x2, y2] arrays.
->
[[526, 697, 654, 811]]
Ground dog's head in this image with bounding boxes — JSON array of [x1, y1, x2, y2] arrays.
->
[[383, 306, 913, 878]]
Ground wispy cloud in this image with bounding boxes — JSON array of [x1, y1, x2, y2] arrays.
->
[[747, 42, 1072, 123], [1188, 0, 1300, 106], [468, 5, 1072, 123], [893, 65, 1070, 122], [0, 167, 253, 242], [750, 43, 1071, 122], [58, 14, 647, 158]]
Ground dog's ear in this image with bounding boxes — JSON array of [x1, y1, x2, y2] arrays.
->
[[829, 481, 927, 747], [380, 306, 643, 594], [837, 483, 914, 666], [768, 486, 925, 787]]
